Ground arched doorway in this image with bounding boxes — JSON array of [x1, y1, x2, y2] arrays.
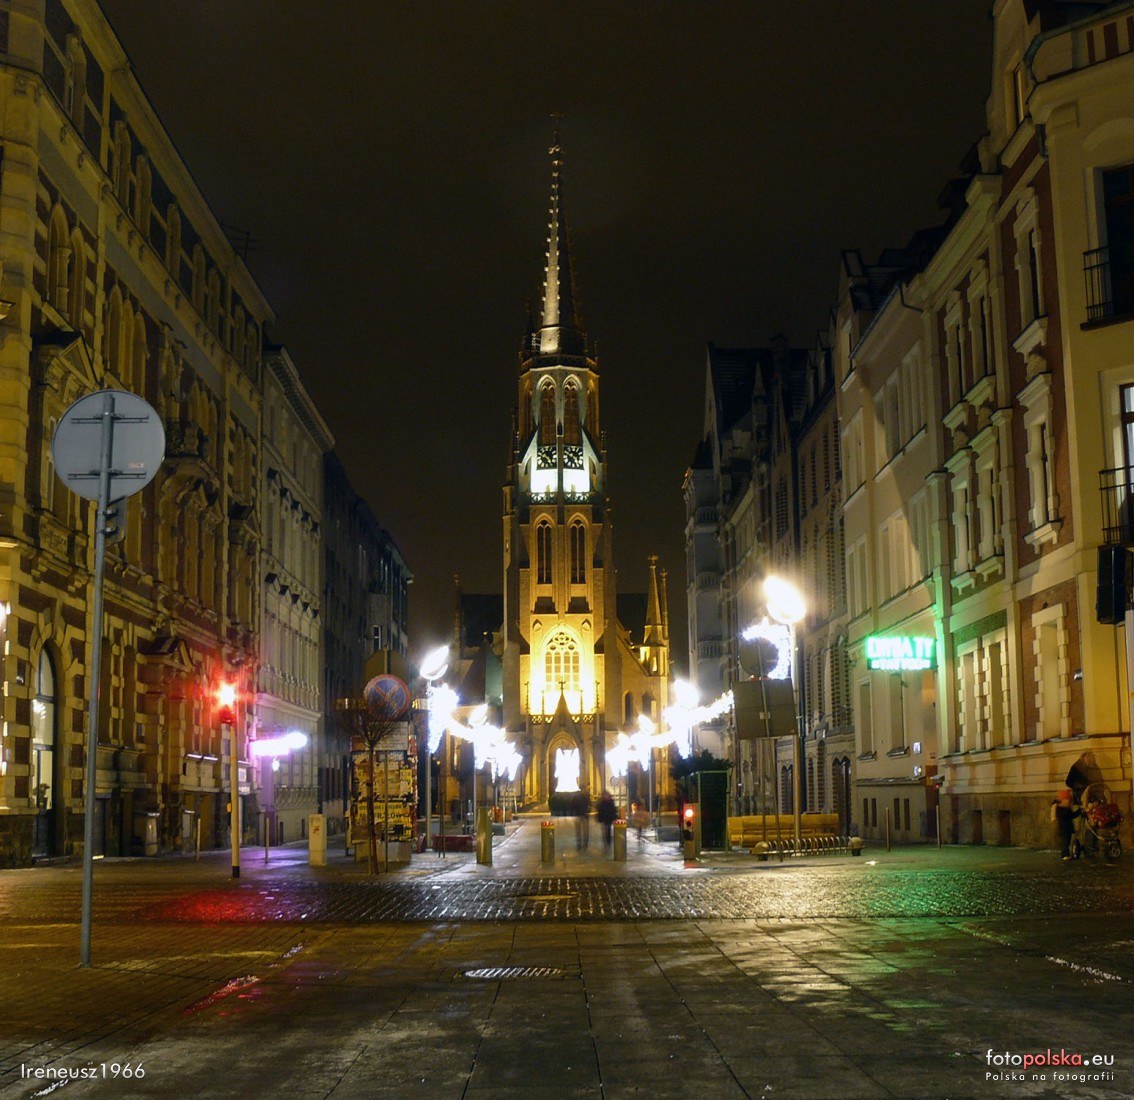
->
[[547, 732, 581, 799], [31, 649, 59, 857]]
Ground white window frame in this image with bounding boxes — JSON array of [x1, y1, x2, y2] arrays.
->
[[1019, 372, 1060, 545]]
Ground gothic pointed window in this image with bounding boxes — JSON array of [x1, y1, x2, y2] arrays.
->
[[47, 208, 71, 314], [544, 630, 580, 695], [569, 520, 586, 583], [563, 381, 580, 444], [536, 520, 552, 584], [539, 382, 556, 446]]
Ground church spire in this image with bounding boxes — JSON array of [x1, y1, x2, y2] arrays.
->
[[645, 554, 664, 646], [536, 124, 586, 359]]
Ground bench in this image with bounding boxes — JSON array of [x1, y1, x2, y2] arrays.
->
[[727, 813, 848, 855]]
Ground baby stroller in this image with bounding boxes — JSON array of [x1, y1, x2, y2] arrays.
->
[[1070, 782, 1123, 861]]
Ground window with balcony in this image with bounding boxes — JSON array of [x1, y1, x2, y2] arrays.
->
[[1085, 164, 1134, 324]]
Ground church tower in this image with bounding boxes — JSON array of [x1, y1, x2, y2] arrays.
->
[[503, 134, 669, 808]]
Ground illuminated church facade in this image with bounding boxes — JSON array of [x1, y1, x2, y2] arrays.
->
[[500, 141, 671, 808]]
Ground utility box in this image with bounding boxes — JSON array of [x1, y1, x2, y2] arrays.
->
[[695, 771, 729, 850], [308, 813, 326, 866]]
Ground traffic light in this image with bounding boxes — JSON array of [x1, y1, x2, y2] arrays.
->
[[682, 803, 699, 859], [215, 681, 237, 725]]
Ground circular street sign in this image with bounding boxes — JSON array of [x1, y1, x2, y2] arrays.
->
[[52, 390, 166, 501], [363, 674, 412, 721]]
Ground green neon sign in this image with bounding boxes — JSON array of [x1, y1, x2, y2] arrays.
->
[[865, 635, 936, 671]]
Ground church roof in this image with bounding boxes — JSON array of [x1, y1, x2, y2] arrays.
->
[[707, 344, 764, 437]]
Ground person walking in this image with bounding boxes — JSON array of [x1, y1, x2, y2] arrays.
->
[[597, 790, 617, 851], [630, 801, 648, 849], [1053, 788, 1080, 861], [573, 786, 591, 850]]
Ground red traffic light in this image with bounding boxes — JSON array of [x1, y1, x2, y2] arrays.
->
[[215, 681, 237, 725], [683, 805, 695, 822]]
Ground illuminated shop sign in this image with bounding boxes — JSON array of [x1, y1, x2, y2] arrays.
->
[[865, 635, 936, 671]]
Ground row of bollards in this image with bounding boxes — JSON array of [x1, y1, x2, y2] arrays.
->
[[541, 819, 628, 863]]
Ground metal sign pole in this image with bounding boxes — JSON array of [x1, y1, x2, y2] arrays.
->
[[53, 389, 164, 969], [80, 393, 115, 969], [229, 720, 240, 878]]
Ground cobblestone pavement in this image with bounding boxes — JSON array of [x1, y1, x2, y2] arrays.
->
[[0, 823, 1132, 1099]]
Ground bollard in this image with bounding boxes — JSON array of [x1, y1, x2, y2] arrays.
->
[[541, 820, 556, 864], [308, 813, 326, 866], [849, 836, 864, 857], [613, 820, 627, 861], [476, 806, 493, 866]]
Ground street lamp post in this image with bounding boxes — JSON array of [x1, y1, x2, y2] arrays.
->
[[215, 680, 240, 878], [420, 645, 450, 857], [764, 576, 805, 853]]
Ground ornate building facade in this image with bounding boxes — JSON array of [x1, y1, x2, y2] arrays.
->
[[0, 0, 412, 866], [257, 346, 333, 845], [0, 0, 269, 863], [688, 0, 1134, 849], [322, 453, 412, 834], [502, 141, 671, 808]]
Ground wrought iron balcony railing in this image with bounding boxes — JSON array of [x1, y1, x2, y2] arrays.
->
[[1084, 245, 1134, 324], [1099, 467, 1134, 546]]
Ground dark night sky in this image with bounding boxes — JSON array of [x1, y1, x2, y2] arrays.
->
[[98, 1, 993, 663]]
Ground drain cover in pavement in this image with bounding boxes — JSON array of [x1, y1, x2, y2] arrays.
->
[[463, 967, 566, 980], [516, 893, 576, 901]]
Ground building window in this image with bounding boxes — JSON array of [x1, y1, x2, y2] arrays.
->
[[544, 630, 580, 696], [1021, 373, 1059, 543], [1034, 611, 1065, 741], [563, 381, 580, 444], [32, 649, 57, 816], [944, 303, 966, 406], [569, 521, 585, 584], [539, 383, 556, 446], [536, 521, 552, 585], [957, 642, 979, 752], [842, 412, 864, 492], [846, 537, 868, 619], [774, 479, 788, 540], [857, 679, 873, 754], [1015, 198, 1044, 329], [973, 439, 1002, 563], [889, 673, 905, 750], [47, 208, 71, 314], [950, 468, 975, 575], [1099, 164, 1134, 320]]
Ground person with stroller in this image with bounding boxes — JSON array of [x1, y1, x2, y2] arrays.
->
[[1066, 750, 1102, 803], [1066, 750, 1103, 852]]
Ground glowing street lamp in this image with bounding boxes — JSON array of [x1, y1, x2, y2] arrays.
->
[[420, 645, 450, 854], [763, 575, 805, 851]]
